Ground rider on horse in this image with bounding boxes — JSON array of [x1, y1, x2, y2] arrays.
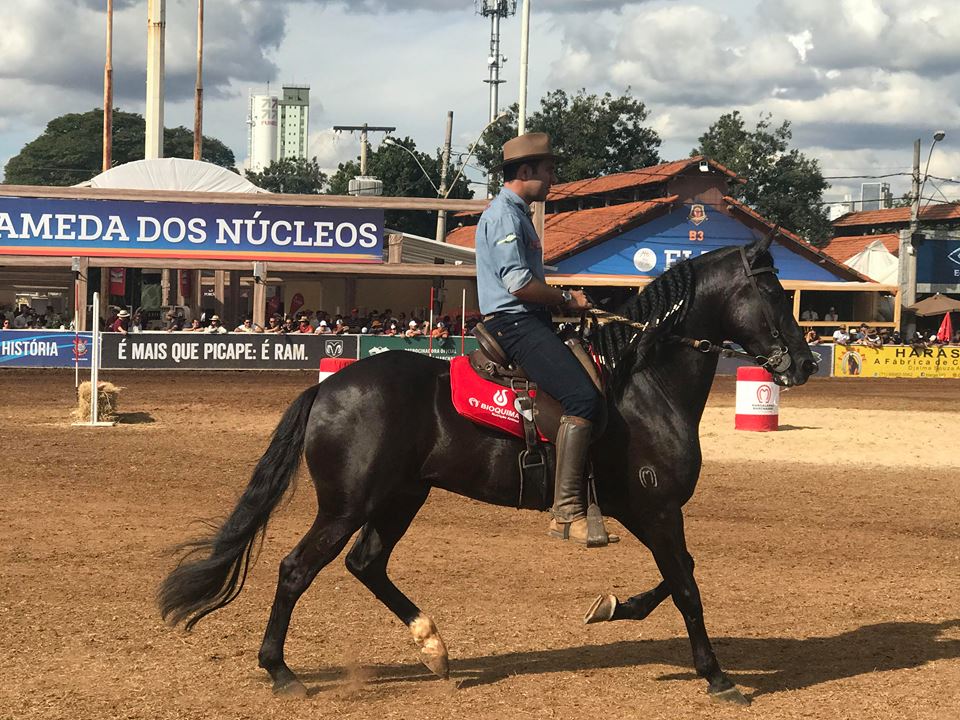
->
[[475, 132, 618, 547]]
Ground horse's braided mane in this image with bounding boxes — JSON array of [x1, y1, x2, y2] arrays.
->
[[591, 258, 696, 393]]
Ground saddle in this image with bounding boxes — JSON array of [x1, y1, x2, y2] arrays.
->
[[467, 323, 603, 444], [450, 323, 604, 508]]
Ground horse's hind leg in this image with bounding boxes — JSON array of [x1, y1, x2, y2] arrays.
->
[[344, 489, 449, 679], [258, 515, 359, 696]]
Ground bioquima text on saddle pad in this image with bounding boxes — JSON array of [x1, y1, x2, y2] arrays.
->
[[449, 356, 547, 441]]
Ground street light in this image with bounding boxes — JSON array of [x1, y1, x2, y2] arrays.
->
[[444, 112, 510, 200], [381, 137, 441, 196], [919, 130, 947, 208], [902, 130, 947, 337]]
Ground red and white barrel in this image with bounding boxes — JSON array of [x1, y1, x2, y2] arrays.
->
[[734, 366, 779, 431], [318, 357, 356, 382]]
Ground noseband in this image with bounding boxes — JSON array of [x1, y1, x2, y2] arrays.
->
[[737, 245, 792, 374]]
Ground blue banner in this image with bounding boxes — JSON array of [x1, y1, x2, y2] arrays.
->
[[916, 238, 960, 291], [0, 196, 383, 264], [0, 330, 93, 367], [554, 205, 850, 282]]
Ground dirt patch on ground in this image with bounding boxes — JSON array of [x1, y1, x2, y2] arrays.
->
[[1, 369, 957, 720]]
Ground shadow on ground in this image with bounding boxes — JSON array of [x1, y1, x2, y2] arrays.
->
[[296, 619, 960, 700], [117, 411, 155, 424]]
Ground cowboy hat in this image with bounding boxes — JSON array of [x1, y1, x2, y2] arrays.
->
[[117, 309, 130, 318], [499, 132, 557, 169]]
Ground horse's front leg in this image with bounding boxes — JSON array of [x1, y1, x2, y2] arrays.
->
[[632, 505, 749, 705], [585, 551, 698, 623]]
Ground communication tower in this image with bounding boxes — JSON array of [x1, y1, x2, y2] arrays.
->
[[476, 1, 516, 123]]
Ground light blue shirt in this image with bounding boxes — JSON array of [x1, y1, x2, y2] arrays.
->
[[475, 188, 545, 315]]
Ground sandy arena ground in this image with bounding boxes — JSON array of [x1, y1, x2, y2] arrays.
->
[[1, 369, 958, 720]]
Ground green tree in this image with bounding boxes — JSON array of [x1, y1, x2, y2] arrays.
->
[[327, 136, 473, 237], [4, 109, 236, 186], [475, 89, 661, 189], [246, 157, 328, 194], [692, 111, 832, 246]]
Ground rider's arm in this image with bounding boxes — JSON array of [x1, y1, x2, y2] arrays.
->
[[512, 278, 590, 311]]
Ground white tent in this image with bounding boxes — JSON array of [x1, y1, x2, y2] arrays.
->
[[844, 239, 899, 285], [76, 158, 268, 194]]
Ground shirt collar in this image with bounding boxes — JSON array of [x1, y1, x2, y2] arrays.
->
[[499, 187, 533, 217]]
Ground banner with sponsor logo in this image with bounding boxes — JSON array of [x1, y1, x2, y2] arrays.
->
[[834, 344, 960, 378], [99, 333, 358, 370], [916, 238, 960, 293], [0, 330, 93, 368], [359, 335, 479, 361], [0, 196, 383, 264]]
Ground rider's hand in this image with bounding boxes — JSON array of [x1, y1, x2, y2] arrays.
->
[[563, 289, 592, 312]]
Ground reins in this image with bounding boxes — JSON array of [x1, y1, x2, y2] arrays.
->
[[586, 243, 792, 373], [587, 308, 760, 363]]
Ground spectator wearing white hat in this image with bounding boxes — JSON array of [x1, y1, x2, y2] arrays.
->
[[430, 321, 449, 339], [204, 315, 227, 334], [109, 309, 131, 334], [314, 320, 331, 335], [404, 319, 423, 338]]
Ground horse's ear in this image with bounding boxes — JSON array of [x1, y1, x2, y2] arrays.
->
[[745, 227, 776, 264]]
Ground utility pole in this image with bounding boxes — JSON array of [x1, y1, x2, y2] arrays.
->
[[193, 0, 204, 160], [436, 111, 454, 242], [898, 139, 921, 337], [102, 0, 113, 172], [333, 124, 396, 175], [518, 0, 531, 134]]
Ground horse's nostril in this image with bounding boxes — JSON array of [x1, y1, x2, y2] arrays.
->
[[801, 359, 818, 375]]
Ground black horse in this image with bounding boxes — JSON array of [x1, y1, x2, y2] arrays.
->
[[159, 233, 818, 705]]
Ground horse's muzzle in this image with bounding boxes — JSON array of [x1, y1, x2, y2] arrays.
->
[[801, 358, 819, 376]]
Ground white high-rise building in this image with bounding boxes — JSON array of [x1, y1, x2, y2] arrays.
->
[[278, 85, 310, 161]]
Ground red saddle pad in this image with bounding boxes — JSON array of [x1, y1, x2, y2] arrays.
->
[[449, 355, 546, 441]]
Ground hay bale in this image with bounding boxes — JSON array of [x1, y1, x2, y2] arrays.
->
[[75, 381, 123, 422]]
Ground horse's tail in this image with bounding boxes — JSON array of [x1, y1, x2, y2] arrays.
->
[[158, 384, 320, 630]]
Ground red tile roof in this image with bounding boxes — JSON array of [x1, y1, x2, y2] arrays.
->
[[833, 203, 960, 227], [821, 233, 900, 262], [446, 197, 677, 264], [546, 156, 741, 202], [723, 196, 869, 283]]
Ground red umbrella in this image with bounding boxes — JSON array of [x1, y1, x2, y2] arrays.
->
[[936, 312, 953, 343]]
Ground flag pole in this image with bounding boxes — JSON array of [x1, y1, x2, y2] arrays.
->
[[428, 286, 435, 357], [461, 288, 467, 355]]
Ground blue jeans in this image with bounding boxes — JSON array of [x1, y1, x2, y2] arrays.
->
[[483, 311, 605, 425]]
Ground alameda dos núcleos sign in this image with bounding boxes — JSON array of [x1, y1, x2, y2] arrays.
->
[[0, 196, 384, 263]]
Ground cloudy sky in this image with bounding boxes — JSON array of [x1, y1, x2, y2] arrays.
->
[[1, 0, 958, 205]]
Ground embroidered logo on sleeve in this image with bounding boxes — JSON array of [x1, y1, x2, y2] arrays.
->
[[496, 233, 518, 245]]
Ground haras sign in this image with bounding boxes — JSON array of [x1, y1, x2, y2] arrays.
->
[[0, 196, 384, 263]]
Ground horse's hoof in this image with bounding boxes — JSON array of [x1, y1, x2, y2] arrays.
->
[[420, 649, 450, 680], [710, 686, 751, 705], [410, 615, 450, 680], [274, 679, 308, 698], [583, 594, 618, 624]]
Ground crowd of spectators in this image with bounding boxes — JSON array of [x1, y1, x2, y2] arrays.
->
[[0, 304, 71, 330], [155, 307, 480, 338], [807, 323, 960, 348]]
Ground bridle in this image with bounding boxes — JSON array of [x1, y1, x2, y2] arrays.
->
[[588, 244, 800, 375]]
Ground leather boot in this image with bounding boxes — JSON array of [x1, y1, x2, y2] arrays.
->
[[548, 415, 619, 547]]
